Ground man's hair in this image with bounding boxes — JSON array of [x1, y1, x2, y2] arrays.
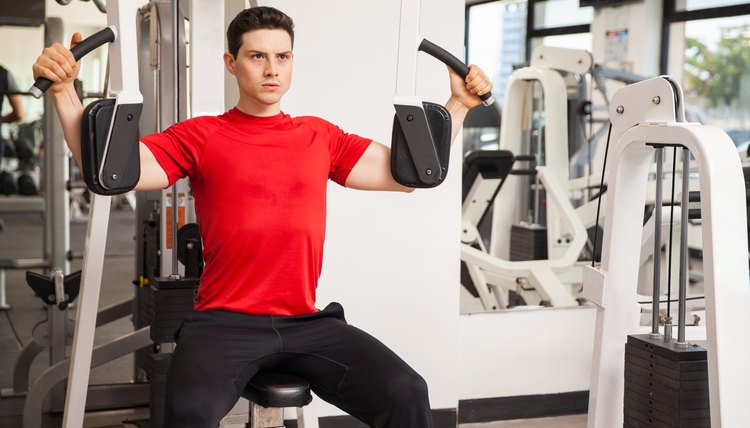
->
[[227, 7, 295, 58]]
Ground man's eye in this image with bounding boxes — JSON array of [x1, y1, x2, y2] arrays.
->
[[278, 54, 288, 61], [253, 53, 264, 60]]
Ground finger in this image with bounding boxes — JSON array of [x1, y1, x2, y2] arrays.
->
[[32, 63, 63, 83], [38, 56, 69, 81], [70, 32, 83, 49], [473, 80, 491, 96], [466, 68, 487, 86], [466, 74, 489, 93], [60, 43, 77, 69], [478, 81, 493, 96], [465, 64, 480, 82], [48, 48, 76, 78], [446, 65, 462, 82]]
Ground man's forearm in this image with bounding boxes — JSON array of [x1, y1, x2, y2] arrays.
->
[[445, 97, 470, 144], [51, 85, 85, 170], [1, 113, 21, 123], [3, 94, 25, 123]]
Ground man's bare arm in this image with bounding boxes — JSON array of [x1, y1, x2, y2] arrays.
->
[[2, 94, 25, 123], [345, 65, 491, 192], [33, 33, 169, 191]]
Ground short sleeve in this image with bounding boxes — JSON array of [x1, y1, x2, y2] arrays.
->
[[5, 69, 19, 93], [140, 116, 215, 186], [327, 123, 372, 186]]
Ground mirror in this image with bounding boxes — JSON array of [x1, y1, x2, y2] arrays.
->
[[460, 63, 607, 314]]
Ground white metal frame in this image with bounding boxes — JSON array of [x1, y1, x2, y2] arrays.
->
[[461, 46, 593, 310], [491, 46, 593, 260], [584, 76, 750, 427], [63, 1, 142, 426]]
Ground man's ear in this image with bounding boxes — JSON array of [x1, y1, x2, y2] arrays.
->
[[223, 52, 236, 75]]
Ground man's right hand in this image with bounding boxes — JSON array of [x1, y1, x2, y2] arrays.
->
[[32, 32, 83, 95]]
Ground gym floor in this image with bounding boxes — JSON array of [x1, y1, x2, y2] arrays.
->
[[0, 206, 585, 427]]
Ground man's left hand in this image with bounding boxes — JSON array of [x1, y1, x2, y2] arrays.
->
[[448, 64, 492, 110]]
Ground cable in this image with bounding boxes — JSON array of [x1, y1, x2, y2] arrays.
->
[[639, 295, 705, 305], [591, 122, 613, 267], [4, 311, 24, 350], [586, 74, 594, 203]]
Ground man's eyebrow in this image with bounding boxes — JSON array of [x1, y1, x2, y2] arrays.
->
[[245, 50, 293, 56]]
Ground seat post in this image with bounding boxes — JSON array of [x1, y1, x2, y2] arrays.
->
[[250, 404, 284, 428], [240, 371, 318, 428]]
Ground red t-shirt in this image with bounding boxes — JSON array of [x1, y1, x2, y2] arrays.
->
[[140, 108, 371, 315]]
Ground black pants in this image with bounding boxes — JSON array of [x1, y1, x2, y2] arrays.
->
[[164, 302, 432, 428]]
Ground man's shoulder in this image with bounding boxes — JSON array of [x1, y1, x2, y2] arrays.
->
[[293, 115, 333, 128], [184, 113, 225, 126], [174, 114, 226, 135]]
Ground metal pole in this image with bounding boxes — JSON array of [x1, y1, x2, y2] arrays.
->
[[62, 194, 112, 428], [44, 16, 70, 410], [650, 147, 664, 338], [676, 147, 690, 347], [170, 0, 180, 278], [533, 82, 542, 225]]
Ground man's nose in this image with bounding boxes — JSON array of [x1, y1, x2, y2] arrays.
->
[[264, 59, 278, 77]]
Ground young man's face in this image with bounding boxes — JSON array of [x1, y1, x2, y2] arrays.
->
[[224, 28, 293, 112]]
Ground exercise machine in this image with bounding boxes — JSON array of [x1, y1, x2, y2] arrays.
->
[[390, 0, 494, 189], [461, 46, 594, 310], [28, 2, 148, 427], [583, 76, 750, 427]]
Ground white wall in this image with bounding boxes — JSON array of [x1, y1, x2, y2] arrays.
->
[[258, 0, 598, 418], [261, 0, 464, 415], [0, 0, 600, 418]]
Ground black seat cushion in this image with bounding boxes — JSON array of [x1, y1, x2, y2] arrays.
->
[[241, 372, 312, 408]]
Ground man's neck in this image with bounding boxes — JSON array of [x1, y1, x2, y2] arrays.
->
[[235, 98, 281, 117]]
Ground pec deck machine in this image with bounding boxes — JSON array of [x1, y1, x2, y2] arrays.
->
[[583, 76, 750, 427]]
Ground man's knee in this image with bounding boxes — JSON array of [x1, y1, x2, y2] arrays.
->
[[383, 371, 430, 407], [165, 387, 234, 428]]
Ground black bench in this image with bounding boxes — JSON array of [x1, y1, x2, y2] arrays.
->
[[241, 372, 317, 428]]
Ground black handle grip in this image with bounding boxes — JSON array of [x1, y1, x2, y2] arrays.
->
[[418, 38, 495, 105], [29, 27, 116, 99]]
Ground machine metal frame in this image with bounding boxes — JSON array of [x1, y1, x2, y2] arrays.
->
[[584, 76, 750, 427]]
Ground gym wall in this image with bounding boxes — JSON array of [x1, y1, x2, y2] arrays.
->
[[266, 0, 464, 417]]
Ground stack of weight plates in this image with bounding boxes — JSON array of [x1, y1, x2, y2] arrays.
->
[[624, 334, 710, 427]]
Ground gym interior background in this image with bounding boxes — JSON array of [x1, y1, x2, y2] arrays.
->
[[0, 0, 749, 427]]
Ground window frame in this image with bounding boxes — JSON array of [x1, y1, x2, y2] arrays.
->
[[526, 0, 591, 61], [660, 0, 750, 74], [465, 0, 592, 63]]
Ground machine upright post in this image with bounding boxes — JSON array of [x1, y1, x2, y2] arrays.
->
[[650, 146, 664, 338], [62, 194, 112, 428], [169, 0, 180, 279], [676, 148, 690, 347]]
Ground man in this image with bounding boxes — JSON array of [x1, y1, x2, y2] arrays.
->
[[0, 65, 25, 159], [0, 65, 25, 197], [33, 7, 492, 427]]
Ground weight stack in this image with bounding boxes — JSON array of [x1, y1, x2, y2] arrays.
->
[[144, 277, 199, 343], [624, 334, 710, 427], [142, 352, 171, 428], [510, 224, 547, 261], [141, 277, 198, 428]]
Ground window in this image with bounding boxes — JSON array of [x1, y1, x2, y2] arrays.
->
[[677, 0, 750, 12], [533, 0, 593, 29], [663, 0, 750, 147], [527, 0, 593, 56], [466, 1, 528, 110]]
